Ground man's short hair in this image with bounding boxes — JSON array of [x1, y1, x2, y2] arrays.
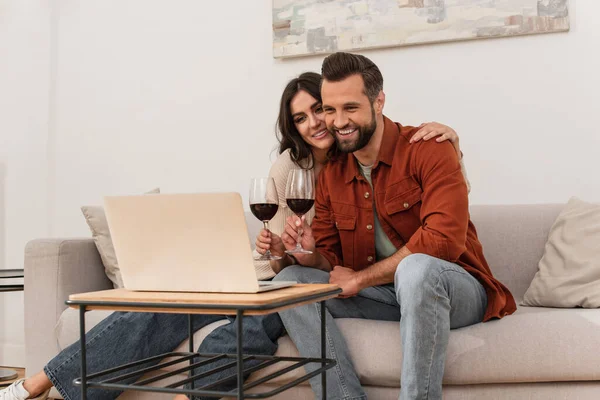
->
[[321, 52, 383, 103]]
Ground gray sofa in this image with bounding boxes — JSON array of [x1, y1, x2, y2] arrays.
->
[[24, 204, 600, 399]]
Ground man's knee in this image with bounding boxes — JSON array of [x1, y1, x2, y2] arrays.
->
[[395, 253, 443, 293], [273, 265, 329, 284]]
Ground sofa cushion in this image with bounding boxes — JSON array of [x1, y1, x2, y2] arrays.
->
[[56, 306, 600, 388], [56, 309, 114, 350], [341, 306, 600, 386], [252, 306, 600, 386], [522, 197, 600, 308]]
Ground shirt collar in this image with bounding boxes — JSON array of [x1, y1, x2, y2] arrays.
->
[[343, 116, 401, 183]]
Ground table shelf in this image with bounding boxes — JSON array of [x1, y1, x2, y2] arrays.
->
[[74, 351, 335, 399]]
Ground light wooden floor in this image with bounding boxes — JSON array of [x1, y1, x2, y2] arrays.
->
[[0, 367, 25, 387]]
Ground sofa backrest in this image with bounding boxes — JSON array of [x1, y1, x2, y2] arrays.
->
[[245, 203, 565, 301], [469, 204, 563, 301]]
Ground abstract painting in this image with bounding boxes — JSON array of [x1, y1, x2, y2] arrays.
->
[[272, 0, 569, 58]]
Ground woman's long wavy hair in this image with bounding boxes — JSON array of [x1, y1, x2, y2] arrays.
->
[[276, 72, 335, 169]]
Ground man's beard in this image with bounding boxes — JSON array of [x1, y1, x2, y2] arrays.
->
[[333, 106, 377, 153]]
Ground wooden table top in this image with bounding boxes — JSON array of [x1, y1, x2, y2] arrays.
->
[[67, 284, 341, 315]]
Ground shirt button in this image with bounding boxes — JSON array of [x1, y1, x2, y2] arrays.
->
[[367, 256, 374, 262], [364, 192, 370, 199], [403, 202, 410, 208], [366, 224, 373, 230]]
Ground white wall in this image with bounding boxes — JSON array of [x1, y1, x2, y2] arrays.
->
[[50, 0, 321, 238], [50, 0, 599, 241], [0, 0, 52, 366], [1, 0, 599, 366]]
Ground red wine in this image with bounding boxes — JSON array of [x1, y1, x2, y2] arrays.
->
[[250, 203, 279, 221], [286, 198, 315, 215]]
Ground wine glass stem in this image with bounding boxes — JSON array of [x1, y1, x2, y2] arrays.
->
[[297, 224, 303, 249], [263, 221, 272, 256]]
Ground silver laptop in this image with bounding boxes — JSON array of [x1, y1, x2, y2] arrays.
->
[[103, 192, 295, 293]]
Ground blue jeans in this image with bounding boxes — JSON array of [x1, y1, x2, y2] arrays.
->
[[44, 312, 284, 400], [273, 254, 488, 400]]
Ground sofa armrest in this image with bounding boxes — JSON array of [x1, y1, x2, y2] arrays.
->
[[24, 238, 113, 375]]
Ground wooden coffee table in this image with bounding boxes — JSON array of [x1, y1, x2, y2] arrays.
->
[[67, 284, 341, 399]]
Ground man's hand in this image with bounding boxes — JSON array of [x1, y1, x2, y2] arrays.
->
[[281, 215, 316, 265], [255, 229, 285, 257], [329, 266, 361, 297]]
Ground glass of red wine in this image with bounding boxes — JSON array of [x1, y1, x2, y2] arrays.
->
[[285, 169, 315, 255], [250, 177, 282, 261]]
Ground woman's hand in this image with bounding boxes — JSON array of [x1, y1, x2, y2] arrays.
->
[[410, 122, 462, 158], [255, 229, 285, 257]]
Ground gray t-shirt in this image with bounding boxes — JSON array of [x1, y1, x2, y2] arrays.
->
[[357, 162, 398, 261]]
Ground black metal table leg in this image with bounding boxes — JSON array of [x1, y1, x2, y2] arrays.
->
[[321, 301, 327, 400], [237, 309, 244, 400], [79, 306, 87, 400], [188, 314, 194, 390]]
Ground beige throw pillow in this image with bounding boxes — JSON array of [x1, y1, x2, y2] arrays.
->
[[522, 197, 600, 308], [81, 188, 160, 288]]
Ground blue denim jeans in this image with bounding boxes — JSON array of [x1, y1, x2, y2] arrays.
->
[[273, 254, 488, 400], [44, 311, 284, 400]]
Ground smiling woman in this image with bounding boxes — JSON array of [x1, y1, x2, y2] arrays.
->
[[254, 72, 334, 276], [275, 72, 334, 171], [290, 91, 331, 148]]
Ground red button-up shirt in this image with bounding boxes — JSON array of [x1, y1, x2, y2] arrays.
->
[[312, 117, 516, 321]]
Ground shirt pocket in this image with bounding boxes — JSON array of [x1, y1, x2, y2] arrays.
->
[[334, 213, 356, 267], [383, 176, 423, 239]]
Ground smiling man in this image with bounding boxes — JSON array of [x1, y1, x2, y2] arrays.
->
[[274, 52, 516, 400]]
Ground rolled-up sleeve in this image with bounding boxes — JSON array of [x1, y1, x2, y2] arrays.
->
[[312, 172, 343, 268], [405, 141, 469, 262]]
